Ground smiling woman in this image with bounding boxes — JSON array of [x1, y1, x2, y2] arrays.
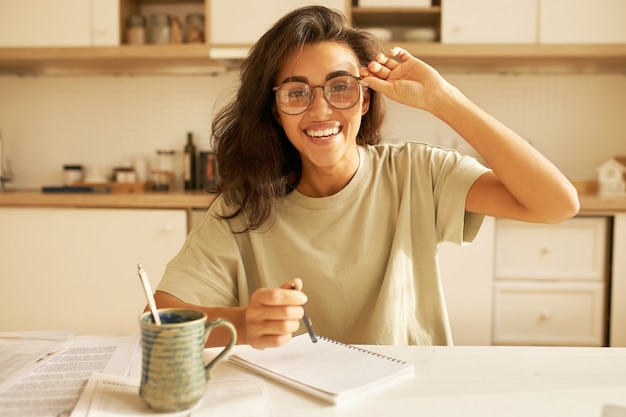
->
[[152, 5, 578, 350]]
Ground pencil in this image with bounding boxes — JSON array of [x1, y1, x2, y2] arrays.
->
[[291, 283, 318, 343]]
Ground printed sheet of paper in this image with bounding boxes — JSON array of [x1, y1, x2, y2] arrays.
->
[[0, 331, 74, 394], [70, 373, 272, 417], [0, 335, 139, 417]]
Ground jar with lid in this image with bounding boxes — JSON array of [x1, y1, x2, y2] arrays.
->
[[148, 13, 171, 44], [125, 14, 146, 44], [184, 13, 205, 43]]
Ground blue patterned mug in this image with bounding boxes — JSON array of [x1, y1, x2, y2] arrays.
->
[[138, 308, 236, 412]]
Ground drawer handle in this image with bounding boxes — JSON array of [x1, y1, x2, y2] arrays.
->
[[540, 244, 553, 256], [538, 311, 552, 321]]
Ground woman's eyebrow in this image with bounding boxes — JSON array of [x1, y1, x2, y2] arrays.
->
[[325, 70, 354, 80], [278, 70, 356, 85], [278, 76, 308, 84]]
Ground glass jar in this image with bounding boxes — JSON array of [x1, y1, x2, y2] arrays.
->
[[184, 13, 205, 43], [125, 14, 146, 45], [149, 13, 171, 44]]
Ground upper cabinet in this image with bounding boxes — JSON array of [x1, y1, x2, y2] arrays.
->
[[441, 0, 537, 44], [209, 0, 347, 59], [539, 0, 626, 44], [0, 0, 624, 74], [0, 0, 120, 47]]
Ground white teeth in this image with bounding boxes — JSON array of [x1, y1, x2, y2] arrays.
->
[[307, 127, 339, 138]]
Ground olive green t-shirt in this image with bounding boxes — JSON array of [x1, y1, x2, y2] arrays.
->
[[157, 142, 489, 345]]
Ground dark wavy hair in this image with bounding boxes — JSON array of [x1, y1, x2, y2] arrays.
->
[[211, 5, 385, 230]]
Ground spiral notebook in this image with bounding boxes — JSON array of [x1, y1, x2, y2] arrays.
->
[[229, 334, 414, 404]]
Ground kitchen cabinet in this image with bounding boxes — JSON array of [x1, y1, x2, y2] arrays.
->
[[0, 0, 120, 47], [438, 216, 495, 346], [209, 0, 347, 59], [492, 217, 610, 346], [441, 0, 537, 44], [539, 0, 626, 44], [611, 214, 626, 347], [0, 0, 625, 74], [0, 207, 187, 336]]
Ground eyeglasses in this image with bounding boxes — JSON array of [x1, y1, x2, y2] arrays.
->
[[273, 75, 363, 115]]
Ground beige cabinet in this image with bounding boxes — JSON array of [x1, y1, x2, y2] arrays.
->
[[439, 216, 495, 346], [492, 217, 609, 346], [539, 0, 626, 44], [610, 214, 626, 347], [0, 0, 119, 47], [209, 0, 348, 59], [441, 0, 537, 44], [0, 207, 186, 336]]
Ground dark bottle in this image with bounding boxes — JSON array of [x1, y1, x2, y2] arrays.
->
[[183, 132, 197, 190]]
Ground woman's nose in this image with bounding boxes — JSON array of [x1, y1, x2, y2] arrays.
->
[[308, 87, 333, 117]]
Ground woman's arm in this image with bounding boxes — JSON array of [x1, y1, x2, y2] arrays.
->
[[361, 47, 579, 223]]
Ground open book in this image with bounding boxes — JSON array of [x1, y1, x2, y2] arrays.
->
[[230, 334, 414, 404]]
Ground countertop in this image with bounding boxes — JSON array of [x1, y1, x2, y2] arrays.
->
[[0, 190, 625, 214], [0, 190, 215, 210]]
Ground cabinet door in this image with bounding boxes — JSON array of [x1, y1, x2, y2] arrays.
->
[[0, 207, 186, 336], [0, 0, 91, 47], [438, 216, 495, 346], [540, 0, 626, 44], [209, 0, 348, 59], [495, 217, 609, 282], [0, 0, 119, 47], [493, 281, 606, 346], [441, 0, 537, 44], [610, 214, 626, 347]]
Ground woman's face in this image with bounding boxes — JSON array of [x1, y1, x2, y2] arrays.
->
[[274, 42, 369, 184]]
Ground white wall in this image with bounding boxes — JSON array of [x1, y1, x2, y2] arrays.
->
[[1, 71, 625, 187]]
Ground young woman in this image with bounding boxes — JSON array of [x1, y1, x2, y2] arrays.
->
[[154, 6, 579, 349]]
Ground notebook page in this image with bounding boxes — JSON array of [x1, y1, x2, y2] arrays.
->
[[230, 334, 414, 404]]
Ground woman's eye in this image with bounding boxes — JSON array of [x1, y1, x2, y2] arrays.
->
[[288, 89, 308, 98]]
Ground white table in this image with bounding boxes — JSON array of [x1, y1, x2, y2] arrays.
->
[[212, 344, 626, 417]]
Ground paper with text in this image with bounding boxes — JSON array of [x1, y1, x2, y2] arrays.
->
[[70, 373, 272, 417], [0, 335, 139, 417]]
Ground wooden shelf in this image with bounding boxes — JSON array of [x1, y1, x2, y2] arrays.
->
[[389, 43, 626, 73], [0, 44, 238, 75], [1, 42, 625, 75]]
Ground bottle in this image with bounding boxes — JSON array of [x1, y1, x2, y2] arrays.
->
[[184, 13, 205, 44], [125, 14, 146, 45], [148, 13, 171, 44], [183, 132, 197, 190]]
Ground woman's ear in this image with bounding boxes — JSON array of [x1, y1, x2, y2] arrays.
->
[[361, 87, 371, 116]]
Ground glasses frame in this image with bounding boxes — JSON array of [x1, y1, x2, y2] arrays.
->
[[273, 75, 364, 115]]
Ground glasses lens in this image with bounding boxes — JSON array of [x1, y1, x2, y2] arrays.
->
[[274, 75, 361, 115], [275, 82, 311, 115], [324, 76, 360, 109]]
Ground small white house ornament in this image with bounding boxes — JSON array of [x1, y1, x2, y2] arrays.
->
[[596, 157, 626, 197]]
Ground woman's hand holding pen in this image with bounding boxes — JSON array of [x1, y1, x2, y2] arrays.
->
[[245, 278, 307, 349]]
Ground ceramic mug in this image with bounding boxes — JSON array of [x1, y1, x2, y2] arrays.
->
[[138, 308, 237, 412]]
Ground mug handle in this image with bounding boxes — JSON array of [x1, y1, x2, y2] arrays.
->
[[203, 318, 237, 379]]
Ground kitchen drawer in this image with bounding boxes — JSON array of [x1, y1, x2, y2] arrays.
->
[[495, 217, 609, 281], [493, 281, 606, 346]]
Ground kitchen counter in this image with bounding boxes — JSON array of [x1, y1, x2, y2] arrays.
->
[[578, 194, 626, 215], [0, 190, 215, 210], [1, 190, 625, 214]]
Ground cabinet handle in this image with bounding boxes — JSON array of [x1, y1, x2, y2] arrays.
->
[[538, 311, 552, 321], [540, 244, 553, 256], [162, 224, 174, 234]]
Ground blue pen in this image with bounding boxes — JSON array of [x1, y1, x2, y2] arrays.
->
[[291, 284, 318, 343]]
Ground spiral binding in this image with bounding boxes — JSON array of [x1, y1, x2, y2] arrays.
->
[[317, 335, 409, 364]]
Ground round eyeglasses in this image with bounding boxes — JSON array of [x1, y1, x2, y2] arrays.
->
[[273, 75, 364, 115]]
